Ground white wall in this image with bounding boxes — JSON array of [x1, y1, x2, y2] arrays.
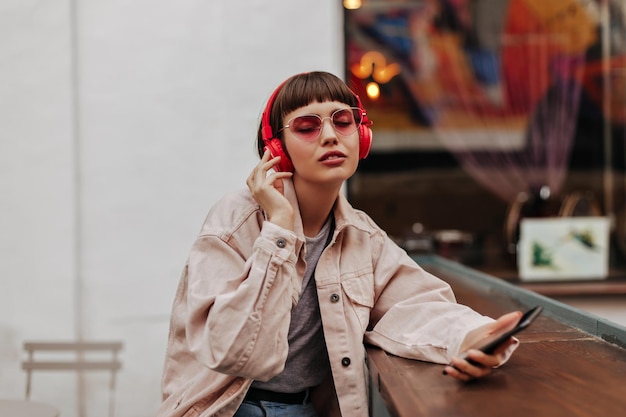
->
[[0, 1, 344, 416]]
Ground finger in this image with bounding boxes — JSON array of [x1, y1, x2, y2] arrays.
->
[[264, 170, 292, 184], [444, 356, 473, 376], [442, 364, 473, 381], [491, 311, 523, 334], [259, 149, 280, 166], [248, 156, 281, 185], [247, 169, 292, 201], [474, 311, 521, 344], [443, 360, 488, 381], [264, 156, 284, 171], [464, 349, 501, 369], [444, 351, 496, 379]]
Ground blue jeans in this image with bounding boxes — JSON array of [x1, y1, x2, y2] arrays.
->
[[234, 400, 318, 417]]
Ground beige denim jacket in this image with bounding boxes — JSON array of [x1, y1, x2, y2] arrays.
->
[[157, 180, 508, 417]]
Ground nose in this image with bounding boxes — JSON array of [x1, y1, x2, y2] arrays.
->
[[319, 117, 338, 144]]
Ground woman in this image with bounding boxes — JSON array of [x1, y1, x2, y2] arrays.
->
[[157, 71, 520, 417]]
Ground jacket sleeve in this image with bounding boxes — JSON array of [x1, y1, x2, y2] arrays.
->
[[183, 219, 300, 381], [364, 235, 516, 365]]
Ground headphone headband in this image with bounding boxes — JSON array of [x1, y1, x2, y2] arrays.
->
[[261, 78, 289, 141]]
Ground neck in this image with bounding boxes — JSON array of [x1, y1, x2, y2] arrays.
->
[[294, 180, 341, 237]]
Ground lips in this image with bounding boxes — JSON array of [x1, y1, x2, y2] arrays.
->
[[319, 151, 346, 161]]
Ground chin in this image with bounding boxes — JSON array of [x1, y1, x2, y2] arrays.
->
[[328, 166, 357, 183]]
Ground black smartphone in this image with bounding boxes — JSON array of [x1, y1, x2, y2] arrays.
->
[[460, 305, 543, 363]]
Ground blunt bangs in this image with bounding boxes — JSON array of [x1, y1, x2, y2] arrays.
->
[[271, 72, 358, 135]]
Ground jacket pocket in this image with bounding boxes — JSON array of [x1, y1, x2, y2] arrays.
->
[[340, 273, 374, 331]]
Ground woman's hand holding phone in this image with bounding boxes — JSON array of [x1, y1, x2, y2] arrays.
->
[[443, 306, 542, 382]]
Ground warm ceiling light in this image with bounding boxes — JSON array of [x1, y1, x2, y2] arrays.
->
[[344, 0, 362, 10], [366, 82, 380, 100]]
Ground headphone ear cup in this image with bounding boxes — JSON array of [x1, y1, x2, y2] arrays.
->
[[358, 125, 372, 160], [265, 139, 294, 172]]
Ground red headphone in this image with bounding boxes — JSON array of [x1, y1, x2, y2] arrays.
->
[[260, 76, 373, 172]]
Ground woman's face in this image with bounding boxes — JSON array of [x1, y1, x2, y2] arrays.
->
[[282, 100, 360, 187]]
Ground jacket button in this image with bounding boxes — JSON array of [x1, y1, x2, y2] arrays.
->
[[341, 357, 351, 367], [276, 238, 286, 248], [330, 293, 340, 303]]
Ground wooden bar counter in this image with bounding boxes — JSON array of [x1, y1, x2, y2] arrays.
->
[[367, 256, 626, 417]]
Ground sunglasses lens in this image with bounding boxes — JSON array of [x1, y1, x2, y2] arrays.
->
[[331, 109, 360, 135], [290, 115, 322, 141]]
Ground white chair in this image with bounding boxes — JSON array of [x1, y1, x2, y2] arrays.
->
[[22, 341, 123, 417]]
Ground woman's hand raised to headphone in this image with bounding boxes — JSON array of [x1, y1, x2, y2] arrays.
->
[[247, 149, 295, 231]]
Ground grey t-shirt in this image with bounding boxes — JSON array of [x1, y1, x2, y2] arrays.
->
[[251, 216, 333, 393]]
